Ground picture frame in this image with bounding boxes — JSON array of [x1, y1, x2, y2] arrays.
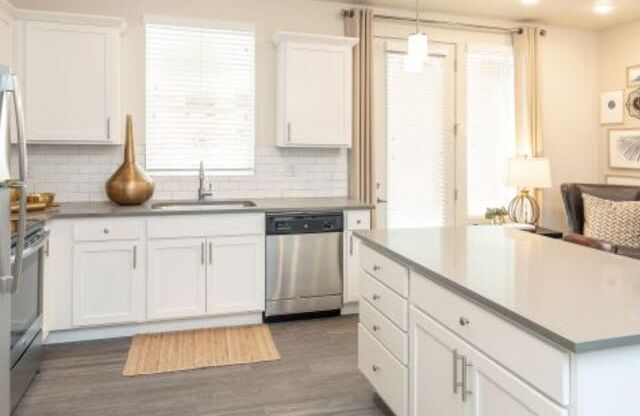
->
[[609, 129, 640, 170], [628, 65, 640, 88], [601, 90, 624, 124], [605, 175, 640, 186]]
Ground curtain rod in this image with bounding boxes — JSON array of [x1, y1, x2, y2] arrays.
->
[[343, 9, 534, 35]]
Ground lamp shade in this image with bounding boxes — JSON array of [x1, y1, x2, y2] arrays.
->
[[506, 157, 552, 189], [404, 33, 428, 72]]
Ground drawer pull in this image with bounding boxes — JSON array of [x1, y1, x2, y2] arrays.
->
[[462, 358, 473, 402], [372, 294, 381, 301], [372, 265, 381, 272], [103, 228, 110, 234], [356, 219, 362, 224], [372, 325, 381, 332], [459, 317, 470, 326], [372, 365, 381, 372], [453, 349, 464, 394]]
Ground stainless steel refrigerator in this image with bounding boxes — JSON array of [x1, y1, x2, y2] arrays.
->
[[0, 65, 28, 416]]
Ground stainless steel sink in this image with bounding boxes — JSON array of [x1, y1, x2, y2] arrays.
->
[[151, 200, 257, 211]]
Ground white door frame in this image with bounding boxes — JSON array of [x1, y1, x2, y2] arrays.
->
[[373, 39, 459, 228]]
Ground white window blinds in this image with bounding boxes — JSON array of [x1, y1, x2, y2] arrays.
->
[[466, 45, 516, 218], [145, 21, 255, 174], [386, 52, 454, 228]]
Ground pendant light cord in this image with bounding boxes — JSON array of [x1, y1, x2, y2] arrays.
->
[[415, 0, 420, 34]]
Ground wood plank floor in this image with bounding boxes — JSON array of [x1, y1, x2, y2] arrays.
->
[[15, 315, 391, 416]]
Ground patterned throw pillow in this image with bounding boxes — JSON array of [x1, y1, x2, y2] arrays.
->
[[582, 193, 640, 249]]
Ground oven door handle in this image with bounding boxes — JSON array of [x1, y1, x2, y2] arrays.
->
[[11, 229, 50, 264]]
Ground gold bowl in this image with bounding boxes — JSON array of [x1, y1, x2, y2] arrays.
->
[[26, 193, 56, 206]]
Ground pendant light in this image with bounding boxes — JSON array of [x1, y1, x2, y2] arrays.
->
[[404, 0, 428, 72]]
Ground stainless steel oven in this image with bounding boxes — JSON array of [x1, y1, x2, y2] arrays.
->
[[9, 224, 48, 413]]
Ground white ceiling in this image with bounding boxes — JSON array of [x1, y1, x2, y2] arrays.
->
[[334, 0, 640, 30]]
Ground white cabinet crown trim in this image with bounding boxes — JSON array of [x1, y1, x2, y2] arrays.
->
[[273, 31, 358, 47], [14, 9, 126, 33]]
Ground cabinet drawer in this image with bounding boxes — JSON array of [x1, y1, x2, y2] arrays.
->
[[358, 324, 407, 416], [360, 244, 408, 297], [345, 209, 370, 230], [410, 271, 571, 406], [360, 298, 408, 364], [360, 271, 408, 331], [74, 218, 144, 242], [147, 213, 264, 239]]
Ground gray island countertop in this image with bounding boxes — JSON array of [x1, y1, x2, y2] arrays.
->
[[355, 226, 640, 353], [23, 197, 373, 220]]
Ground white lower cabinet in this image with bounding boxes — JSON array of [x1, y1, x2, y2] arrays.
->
[[343, 209, 371, 304], [410, 306, 568, 416], [147, 238, 207, 320], [409, 306, 464, 416], [72, 240, 144, 326], [466, 343, 568, 416], [148, 235, 265, 320], [207, 235, 265, 315]]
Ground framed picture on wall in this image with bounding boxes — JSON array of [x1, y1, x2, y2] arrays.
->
[[628, 65, 640, 88], [606, 175, 640, 186], [601, 90, 624, 124], [609, 129, 640, 169]]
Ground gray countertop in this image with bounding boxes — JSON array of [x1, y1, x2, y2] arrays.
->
[[355, 226, 640, 353], [25, 197, 373, 221]]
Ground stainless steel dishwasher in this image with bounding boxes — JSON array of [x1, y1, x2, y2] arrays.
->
[[265, 212, 343, 319]]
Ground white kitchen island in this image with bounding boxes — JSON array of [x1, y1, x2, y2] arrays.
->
[[354, 226, 640, 416]]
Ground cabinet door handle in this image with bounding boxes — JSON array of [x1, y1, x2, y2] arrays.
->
[[372, 265, 381, 272], [132, 245, 137, 269], [372, 364, 380, 373], [459, 316, 470, 326], [372, 325, 380, 332], [349, 234, 354, 255], [201, 242, 205, 265], [372, 293, 381, 301], [287, 122, 292, 142], [45, 241, 50, 257], [453, 349, 464, 394], [106, 117, 111, 139], [462, 356, 473, 402], [208, 242, 213, 265]]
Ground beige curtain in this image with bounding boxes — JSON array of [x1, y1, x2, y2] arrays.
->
[[345, 8, 376, 222], [512, 27, 545, 158]]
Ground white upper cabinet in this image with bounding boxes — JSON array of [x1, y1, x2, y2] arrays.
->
[[274, 32, 357, 148], [13, 12, 124, 144]]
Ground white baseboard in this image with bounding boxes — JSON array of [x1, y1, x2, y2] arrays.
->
[[44, 312, 263, 345], [341, 302, 359, 315]]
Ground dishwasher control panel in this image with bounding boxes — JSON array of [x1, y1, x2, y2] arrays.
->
[[266, 212, 344, 235]]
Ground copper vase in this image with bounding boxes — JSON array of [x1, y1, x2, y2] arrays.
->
[[105, 115, 154, 205]]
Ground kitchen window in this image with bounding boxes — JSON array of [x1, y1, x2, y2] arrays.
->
[[145, 18, 255, 175]]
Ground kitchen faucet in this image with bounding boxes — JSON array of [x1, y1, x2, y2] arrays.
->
[[198, 161, 213, 202]]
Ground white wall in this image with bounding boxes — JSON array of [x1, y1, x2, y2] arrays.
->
[[539, 27, 600, 230], [10, 0, 351, 201], [598, 20, 640, 183]]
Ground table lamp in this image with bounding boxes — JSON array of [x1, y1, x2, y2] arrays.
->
[[506, 157, 552, 225]]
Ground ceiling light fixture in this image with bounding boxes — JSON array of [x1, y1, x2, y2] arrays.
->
[[404, 0, 428, 72], [521, 0, 541, 5], [593, 2, 615, 14]]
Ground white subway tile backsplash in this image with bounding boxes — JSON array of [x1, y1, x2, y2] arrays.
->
[[13, 144, 349, 202]]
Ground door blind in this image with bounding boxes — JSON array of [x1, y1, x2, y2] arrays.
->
[[386, 52, 453, 228], [466, 45, 516, 217], [145, 23, 255, 174]]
